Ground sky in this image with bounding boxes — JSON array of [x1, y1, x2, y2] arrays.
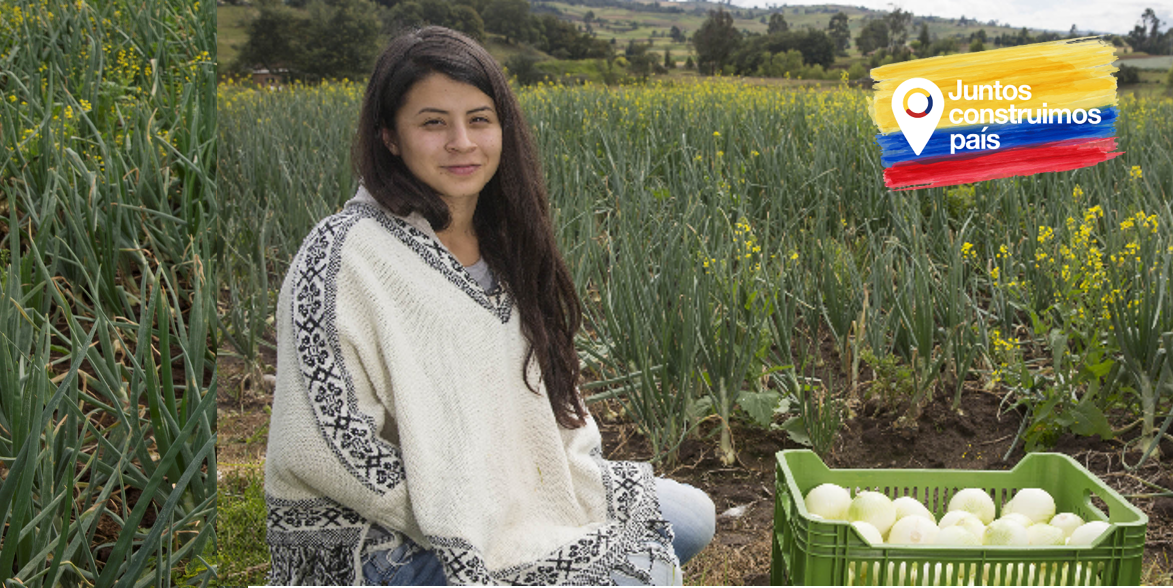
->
[[720, 0, 1171, 36]]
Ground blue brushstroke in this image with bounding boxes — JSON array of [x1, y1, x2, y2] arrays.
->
[[878, 106, 1118, 168]]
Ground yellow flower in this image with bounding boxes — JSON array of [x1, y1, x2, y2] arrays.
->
[[1129, 165, 1142, 180], [961, 242, 975, 259], [712, 131, 720, 137], [1072, 184, 1084, 199], [1037, 226, 1053, 244]]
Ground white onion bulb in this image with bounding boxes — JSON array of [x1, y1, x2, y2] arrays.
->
[[893, 496, 936, 525], [983, 519, 1029, 546], [804, 483, 852, 520], [851, 520, 884, 545], [1027, 523, 1066, 546], [1049, 512, 1084, 538], [948, 488, 996, 525], [848, 491, 897, 537], [1007, 488, 1056, 524], [1068, 521, 1111, 546]]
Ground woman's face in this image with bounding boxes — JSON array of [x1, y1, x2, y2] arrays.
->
[[384, 73, 502, 205]]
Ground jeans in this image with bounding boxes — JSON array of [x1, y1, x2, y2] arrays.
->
[[361, 478, 715, 586]]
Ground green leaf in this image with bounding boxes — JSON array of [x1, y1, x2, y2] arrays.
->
[[737, 388, 781, 428], [1069, 397, 1113, 440], [775, 415, 811, 446], [1048, 328, 1068, 369], [1085, 357, 1114, 379]]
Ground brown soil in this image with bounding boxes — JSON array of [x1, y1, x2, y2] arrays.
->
[[216, 341, 278, 471]]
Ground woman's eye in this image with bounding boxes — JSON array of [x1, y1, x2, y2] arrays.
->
[[423, 119, 443, 127]]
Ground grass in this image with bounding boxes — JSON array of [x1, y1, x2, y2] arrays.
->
[[182, 467, 270, 587]]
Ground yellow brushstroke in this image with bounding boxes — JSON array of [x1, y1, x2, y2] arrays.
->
[[870, 37, 1118, 133]]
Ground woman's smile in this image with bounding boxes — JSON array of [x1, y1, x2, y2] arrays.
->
[[443, 163, 481, 175]]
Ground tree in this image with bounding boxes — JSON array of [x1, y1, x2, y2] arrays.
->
[[1127, 8, 1172, 55], [855, 18, 888, 54], [929, 36, 957, 56], [669, 25, 685, 43], [884, 8, 911, 52], [531, 15, 610, 59], [451, 5, 486, 42], [1115, 63, 1140, 84], [385, 0, 425, 32], [484, 0, 532, 43], [692, 9, 741, 75], [728, 28, 835, 75], [969, 38, 984, 53], [505, 53, 545, 85], [664, 48, 675, 68], [767, 12, 788, 34], [452, 0, 490, 15], [827, 12, 850, 55], [235, 4, 310, 74], [916, 23, 931, 56], [625, 40, 657, 79], [756, 48, 802, 77], [301, 0, 382, 80], [1143, 7, 1162, 40]]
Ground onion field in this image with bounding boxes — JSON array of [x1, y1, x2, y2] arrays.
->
[[1, 0, 217, 585], [217, 77, 1173, 472]]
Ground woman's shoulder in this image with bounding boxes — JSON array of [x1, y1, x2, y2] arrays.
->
[[292, 188, 435, 271]]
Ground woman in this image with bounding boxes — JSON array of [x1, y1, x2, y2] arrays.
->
[[264, 26, 714, 586]]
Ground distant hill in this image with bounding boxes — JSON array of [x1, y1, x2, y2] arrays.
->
[[533, 1, 1049, 58], [217, 1, 1070, 76]]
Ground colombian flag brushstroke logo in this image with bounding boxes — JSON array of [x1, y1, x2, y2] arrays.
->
[[870, 38, 1122, 190]]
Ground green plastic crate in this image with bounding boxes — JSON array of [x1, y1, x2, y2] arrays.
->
[[772, 450, 1148, 586]]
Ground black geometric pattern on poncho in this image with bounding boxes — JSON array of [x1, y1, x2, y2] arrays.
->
[[591, 446, 658, 525], [266, 495, 365, 586], [266, 493, 365, 532], [425, 449, 677, 585], [290, 209, 407, 494]]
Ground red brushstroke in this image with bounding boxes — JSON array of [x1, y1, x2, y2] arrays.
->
[[885, 137, 1123, 190]]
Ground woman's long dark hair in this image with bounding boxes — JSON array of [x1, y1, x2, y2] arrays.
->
[[353, 26, 587, 429]]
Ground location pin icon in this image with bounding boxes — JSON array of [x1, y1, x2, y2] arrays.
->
[[891, 78, 944, 157]]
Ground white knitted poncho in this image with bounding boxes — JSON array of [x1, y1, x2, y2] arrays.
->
[[264, 189, 676, 585]]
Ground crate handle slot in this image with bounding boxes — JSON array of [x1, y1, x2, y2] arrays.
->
[[1081, 487, 1109, 522]]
